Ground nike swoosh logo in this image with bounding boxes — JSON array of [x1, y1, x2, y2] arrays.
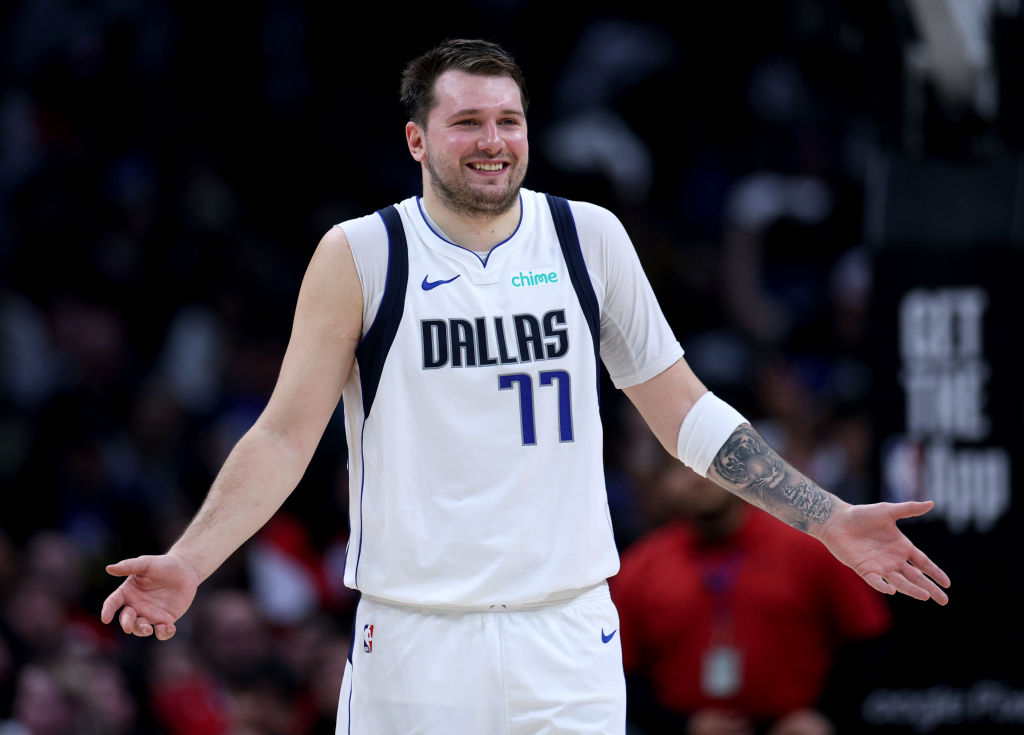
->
[[422, 274, 461, 290], [601, 628, 617, 644]]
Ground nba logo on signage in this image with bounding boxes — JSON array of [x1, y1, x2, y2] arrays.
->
[[363, 624, 374, 653]]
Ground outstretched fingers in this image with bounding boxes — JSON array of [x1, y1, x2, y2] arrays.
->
[[118, 605, 138, 635], [863, 567, 943, 604], [904, 561, 949, 606], [890, 500, 935, 520], [886, 501, 952, 604], [100, 588, 124, 624], [885, 571, 932, 602], [909, 547, 951, 589], [105, 556, 151, 578], [118, 607, 164, 637], [102, 557, 150, 629], [863, 572, 896, 596]]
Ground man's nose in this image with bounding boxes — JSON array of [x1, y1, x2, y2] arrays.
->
[[477, 121, 502, 153]]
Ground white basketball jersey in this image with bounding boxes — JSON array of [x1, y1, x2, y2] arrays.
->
[[337, 189, 683, 608]]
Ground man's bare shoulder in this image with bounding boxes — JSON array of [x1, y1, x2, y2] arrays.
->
[[295, 225, 362, 319]]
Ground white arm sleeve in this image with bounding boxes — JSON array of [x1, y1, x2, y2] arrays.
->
[[570, 200, 684, 388], [676, 392, 748, 477]]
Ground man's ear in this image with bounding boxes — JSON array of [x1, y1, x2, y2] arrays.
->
[[406, 121, 426, 162]]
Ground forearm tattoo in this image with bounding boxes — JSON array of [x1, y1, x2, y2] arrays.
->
[[708, 425, 833, 532]]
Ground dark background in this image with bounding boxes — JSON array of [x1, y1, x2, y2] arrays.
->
[[1, 1, 1022, 733]]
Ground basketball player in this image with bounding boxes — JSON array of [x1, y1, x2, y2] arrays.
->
[[101, 39, 950, 734]]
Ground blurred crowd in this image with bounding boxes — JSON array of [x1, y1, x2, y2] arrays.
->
[[1, 1, 1016, 733]]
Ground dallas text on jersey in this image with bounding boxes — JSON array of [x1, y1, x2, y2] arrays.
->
[[421, 309, 569, 369]]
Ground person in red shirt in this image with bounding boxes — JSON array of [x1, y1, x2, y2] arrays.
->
[[612, 457, 891, 735]]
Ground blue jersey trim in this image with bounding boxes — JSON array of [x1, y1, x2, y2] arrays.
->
[[347, 657, 354, 735], [351, 207, 407, 589], [544, 194, 601, 399], [416, 193, 524, 267], [354, 421, 367, 588], [346, 592, 362, 663], [357, 206, 409, 418]]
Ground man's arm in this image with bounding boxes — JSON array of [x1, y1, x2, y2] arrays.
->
[[623, 357, 951, 605], [101, 226, 363, 639], [706, 425, 835, 534]]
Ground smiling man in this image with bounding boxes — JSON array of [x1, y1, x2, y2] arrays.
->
[[413, 69, 528, 218], [101, 39, 950, 734]]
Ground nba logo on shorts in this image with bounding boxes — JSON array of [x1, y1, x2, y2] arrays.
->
[[363, 624, 374, 653]]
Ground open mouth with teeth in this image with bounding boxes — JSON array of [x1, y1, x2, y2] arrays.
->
[[469, 162, 508, 173]]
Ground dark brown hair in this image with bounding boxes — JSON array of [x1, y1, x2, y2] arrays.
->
[[400, 39, 528, 127]]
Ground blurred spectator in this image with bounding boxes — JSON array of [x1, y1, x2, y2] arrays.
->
[[64, 655, 142, 735], [612, 454, 891, 734], [0, 662, 81, 735], [302, 632, 352, 735], [185, 590, 312, 735], [22, 531, 83, 608], [153, 306, 227, 417], [147, 641, 233, 735], [749, 347, 873, 506], [542, 19, 676, 206], [191, 589, 275, 685], [246, 514, 329, 627], [228, 664, 303, 735], [0, 294, 60, 412], [2, 579, 69, 663], [720, 171, 840, 347]]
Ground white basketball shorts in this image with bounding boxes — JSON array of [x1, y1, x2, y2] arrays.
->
[[335, 582, 626, 734]]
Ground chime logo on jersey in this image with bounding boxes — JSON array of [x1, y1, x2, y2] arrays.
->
[[363, 624, 374, 653], [511, 268, 559, 288]]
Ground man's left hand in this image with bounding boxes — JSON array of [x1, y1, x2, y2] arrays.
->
[[816, 500, 950, 605]]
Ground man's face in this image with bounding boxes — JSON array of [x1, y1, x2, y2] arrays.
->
[[408, 70, 528, 217]]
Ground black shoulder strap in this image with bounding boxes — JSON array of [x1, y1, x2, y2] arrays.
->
[[356, 205, 409, 418], [544, 193, 601, 398]]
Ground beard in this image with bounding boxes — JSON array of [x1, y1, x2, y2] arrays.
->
[[425, 147, 527, 217]]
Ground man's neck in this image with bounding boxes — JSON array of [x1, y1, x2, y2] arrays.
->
[[420, 191, 522, 254]]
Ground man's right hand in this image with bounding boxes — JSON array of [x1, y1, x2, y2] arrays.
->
[[100, 554, 201, 641]]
